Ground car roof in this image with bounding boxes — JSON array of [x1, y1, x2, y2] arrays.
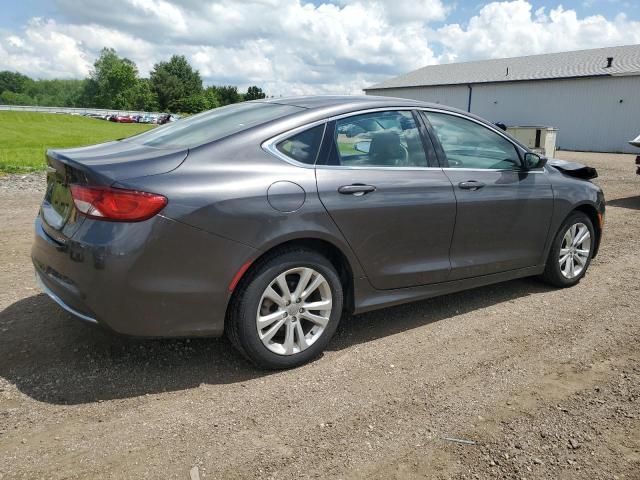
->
[[259, 95, 464, 115], [252, 95, 508, 137]]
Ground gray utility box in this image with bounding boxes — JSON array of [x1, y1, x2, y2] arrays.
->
[[507, 126, 558, 158]]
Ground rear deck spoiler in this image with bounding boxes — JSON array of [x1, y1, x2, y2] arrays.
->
[[46, 143, 188, 185]]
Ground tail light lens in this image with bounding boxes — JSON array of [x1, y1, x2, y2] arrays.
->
[[70, 185, 167, 222]]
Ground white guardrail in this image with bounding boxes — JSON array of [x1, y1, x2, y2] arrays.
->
[[0, 104, 162, 117]]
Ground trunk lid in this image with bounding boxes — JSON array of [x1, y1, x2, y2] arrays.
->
[[40, 141, 187, 240]]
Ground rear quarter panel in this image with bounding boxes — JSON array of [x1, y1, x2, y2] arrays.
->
[[115, 127, 367, 279]]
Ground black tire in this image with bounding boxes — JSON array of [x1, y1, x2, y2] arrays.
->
[[226, 248, 344, 369], [541, 211, 595, 288]]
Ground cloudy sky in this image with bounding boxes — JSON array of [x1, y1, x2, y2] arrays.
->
[[0, 0, 639, 95]]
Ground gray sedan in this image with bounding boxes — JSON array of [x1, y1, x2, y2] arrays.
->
[[32, 96, 605, 369]]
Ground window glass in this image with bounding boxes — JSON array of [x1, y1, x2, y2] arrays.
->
[[276, 124, 325, 164], [123, 102, 303, 149], [425, 112, 521, 169], [333, 111, 428, 167]]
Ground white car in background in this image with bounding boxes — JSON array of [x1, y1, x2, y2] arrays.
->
[[630, 134, 640, 175]]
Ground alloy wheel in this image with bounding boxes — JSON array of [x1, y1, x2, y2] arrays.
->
[[558, 222, 591, 279], [256, 267, 332, 355]]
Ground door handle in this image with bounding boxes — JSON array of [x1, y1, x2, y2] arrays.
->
[[458, 180, 485, 191], [338, 184, 376, 196]]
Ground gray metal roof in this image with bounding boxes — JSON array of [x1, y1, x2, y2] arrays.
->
[[265, 95, 428, 108], [260, 94, 471, 124], [365, 44, 640, 90]]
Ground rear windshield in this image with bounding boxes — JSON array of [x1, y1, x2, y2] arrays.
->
[[124, 102, 303, 148]]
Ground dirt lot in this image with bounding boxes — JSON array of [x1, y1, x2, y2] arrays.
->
[[1, 151, 639, 479]]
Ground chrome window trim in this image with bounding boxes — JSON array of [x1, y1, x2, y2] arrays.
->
[[315, 164, 443, 171], [264, 122, 327, 169], [442, 167, 546, 174], [262, 106, 427, 169], [261, 105, 541, 173]]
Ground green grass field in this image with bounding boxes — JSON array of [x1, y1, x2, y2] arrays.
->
[[0, 111, 154, 174]]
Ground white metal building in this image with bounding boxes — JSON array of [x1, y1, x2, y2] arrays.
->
[[364, 45, 640, 153]]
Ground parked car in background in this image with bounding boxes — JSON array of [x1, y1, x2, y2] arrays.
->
[[137, 114, 159, 124], [32, 96, 605, 369], [77, 112, 166, 124], [156, 113, 182, 125], [116, 115, 136, 123], [156, 114, 171, 125], [630, 133, 640, 175]]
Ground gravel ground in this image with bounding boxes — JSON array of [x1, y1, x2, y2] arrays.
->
[[0, 151, 639, 479]]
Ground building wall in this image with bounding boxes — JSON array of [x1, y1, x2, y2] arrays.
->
[[366, 76, 640, 153], [367, 85, 471, 111]]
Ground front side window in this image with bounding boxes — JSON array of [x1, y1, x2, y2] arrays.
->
[[276, 124, 325, 165], [331, 111, 428, 167], [425, 112, 521, 170]]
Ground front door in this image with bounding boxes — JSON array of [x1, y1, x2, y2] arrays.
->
[[315, 110, 457, 290], [422, 110, 553, 280]]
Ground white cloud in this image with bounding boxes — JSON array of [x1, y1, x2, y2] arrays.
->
[[0, 18, 93, 79], [0, 0, 638, 96], [436, 0, 640, 63]]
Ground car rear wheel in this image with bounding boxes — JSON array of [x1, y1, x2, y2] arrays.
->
[[227, 249, 343, 369], [541, 212, 595, 287]]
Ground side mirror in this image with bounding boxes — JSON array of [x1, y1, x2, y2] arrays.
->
[[523, 152, 547, 170], [354, 140, 371, 154]]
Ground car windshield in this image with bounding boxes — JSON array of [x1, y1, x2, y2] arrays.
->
[[123, 102, 303, 148]]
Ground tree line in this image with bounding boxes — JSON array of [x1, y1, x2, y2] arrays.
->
[[0, 48, 266, 113]]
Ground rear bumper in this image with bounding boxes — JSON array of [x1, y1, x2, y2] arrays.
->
[[32, 214, 257, 337], [36, 271, 98, 324]]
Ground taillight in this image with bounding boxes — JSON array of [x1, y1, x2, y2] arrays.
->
[[70, 185, 167, 222]]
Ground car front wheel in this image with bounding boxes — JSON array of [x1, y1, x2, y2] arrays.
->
[[227, 249, 344, 369], [542, 211, 595, 287]]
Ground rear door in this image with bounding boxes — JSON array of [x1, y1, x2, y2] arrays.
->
[[314, 109, 457, 290], [422, 110, 553, 280]]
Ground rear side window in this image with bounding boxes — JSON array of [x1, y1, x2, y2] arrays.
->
[[331, 111, 429, 168], [276, 124, 325, 164], [124, 102, 303, 149]]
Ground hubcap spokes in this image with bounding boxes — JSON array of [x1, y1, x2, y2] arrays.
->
[[257, 267, 332, 356], [558, 222, 591, 279]]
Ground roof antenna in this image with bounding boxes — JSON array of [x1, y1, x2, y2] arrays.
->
[[606, 57, 613, 68], [506, 66, 509, 76]]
